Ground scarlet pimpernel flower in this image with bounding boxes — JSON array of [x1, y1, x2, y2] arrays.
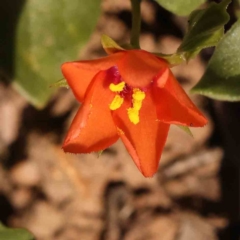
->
[[61, 44, 207, 177]]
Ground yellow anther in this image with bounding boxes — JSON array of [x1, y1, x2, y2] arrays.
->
[[109, 94, 124, 110], [127, 88, 145, 124], [109, 82, 125, 92], [127, 108, 139, 125], [132, 88, 145, 101], [133, 100, 142, 111]]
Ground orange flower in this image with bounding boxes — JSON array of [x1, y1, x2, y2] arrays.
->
[[61, 49, 207, 177]]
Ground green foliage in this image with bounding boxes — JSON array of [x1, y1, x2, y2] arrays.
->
[[50, 78, 69, 89], [0, 223, 34, 240], [177, 0, 231, 60], [14, 0, 101, 108], [101, 34, 124, 54], [97, 150, 104, 158], [155, 0, 205, 16], [176, 125, 193, 137], [154, 0, 230, 65], [192, 18, 240, 101], [155, 52, 187, 66], [234, 0, 240, 18]]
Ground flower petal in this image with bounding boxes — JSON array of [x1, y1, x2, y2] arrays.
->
[[154, 68, 208, 127], [63, 68, 119, 153], [61, 52, 125, 102], [117, 50, 168, 88], [113, 91, 170, 177]]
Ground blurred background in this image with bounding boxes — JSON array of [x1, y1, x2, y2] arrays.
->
[[0, 0, 240, 239]]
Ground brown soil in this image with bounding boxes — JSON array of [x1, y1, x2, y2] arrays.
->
[[0, 1, 239, 240]]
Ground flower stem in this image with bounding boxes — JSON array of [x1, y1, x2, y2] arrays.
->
[[130, 0, 141, 48]]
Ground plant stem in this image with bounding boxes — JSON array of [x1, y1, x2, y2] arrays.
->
[[130, 0, 141, 48]]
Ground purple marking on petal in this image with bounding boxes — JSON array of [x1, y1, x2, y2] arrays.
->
[[120, 84, 132, 98], [106, 66, 122, 84]]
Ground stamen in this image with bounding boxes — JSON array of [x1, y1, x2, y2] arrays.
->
[[132, 88, 145, 101], [127, 88, 146, 125], [109, 94, 124, 110], [133, 100, 142, 111], [109, 82, 125, 92], [127, 108, 139, 125]]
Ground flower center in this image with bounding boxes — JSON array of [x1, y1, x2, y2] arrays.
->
[[109, 82, 146, 125]]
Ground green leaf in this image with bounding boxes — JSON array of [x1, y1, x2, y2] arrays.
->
[[154, 0, 205, 16], [101, 34, 124, 54], [176, 125, 193, 137], [13, 0, 101, 108], [191, 18, 240, 101], [97, 150, 104, 158], [0, 223, 34, 240], [178, 0, 231, 60], [50, 78, 69, 89], [234, 0, 240, 18], [154, 52, 187, 66]]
